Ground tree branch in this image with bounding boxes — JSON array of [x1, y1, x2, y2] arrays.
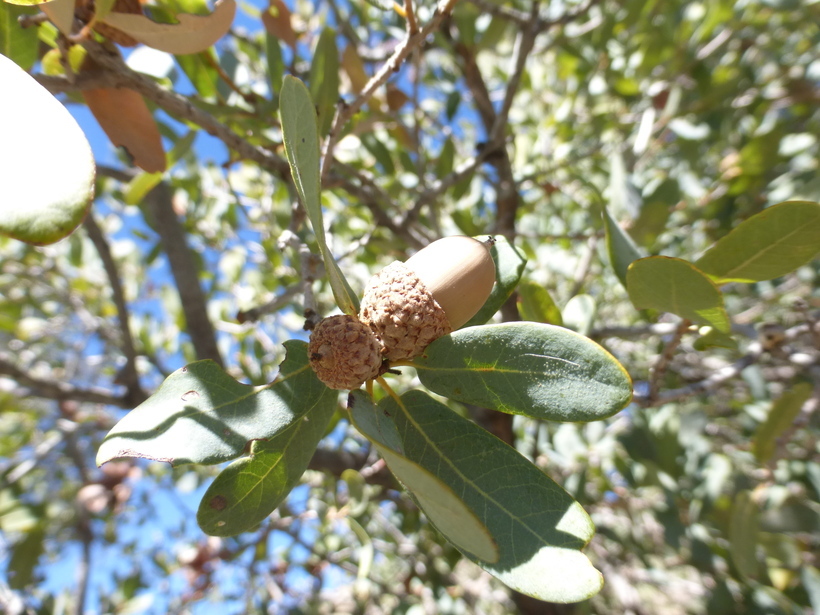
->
[[143, 183, 224, 367], [83, 214, 145, 405], [0, 353, 132, 407], [320, 0, 460, 182]]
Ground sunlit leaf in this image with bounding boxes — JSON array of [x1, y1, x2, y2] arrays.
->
[[626, 256, 731, 332], [349, 390, 603, 603], [82, 87, 166, 173], [0, 53, 94, 245], [0, 3, 38, 69], [280, 75, 359, 314], [412, 323, 632, 422], [197, 394, 336, 536], [696, 201, 820, 283], [99, 0, 235, 55], [97, 341, 333, 466], [462, 236, 526, 328], [517, 279, 563, 325]]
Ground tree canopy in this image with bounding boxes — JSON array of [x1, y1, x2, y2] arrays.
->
[[1, 0, 819, 612]]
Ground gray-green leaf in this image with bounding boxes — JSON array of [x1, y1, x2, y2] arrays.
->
[[97, 340, 335, 467], [280, 75, 359, 314], [412, 323, 632, 422]]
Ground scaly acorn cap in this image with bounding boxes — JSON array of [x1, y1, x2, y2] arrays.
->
[[359, 236, 495, 361], [308, 314, 383, 390]]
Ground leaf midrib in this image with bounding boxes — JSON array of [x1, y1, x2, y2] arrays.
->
[[394, 397, 571, 556]]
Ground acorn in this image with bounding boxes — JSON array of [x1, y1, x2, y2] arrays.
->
[[359, 236, 496, 361], [308, 314, 383, 390]]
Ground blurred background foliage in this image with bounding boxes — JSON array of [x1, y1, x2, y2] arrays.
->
[[0, 0, 819, 612]]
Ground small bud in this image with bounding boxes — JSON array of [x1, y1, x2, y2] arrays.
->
[[360, 236, 495, 361], [308, 315, 383, 390]]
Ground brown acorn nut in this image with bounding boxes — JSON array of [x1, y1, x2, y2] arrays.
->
[[308, 315, 383, 390], [359, 236, 495, 361]]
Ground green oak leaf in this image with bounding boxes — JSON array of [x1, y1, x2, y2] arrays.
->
[[0, 53, 94, 245], [462, 235, 527, 328], [309, 27, 339, 137], [349, 390, 603, 603], [695, 200, 820, 283], [626, 256, 731, 333], [753, 382, 812, 463], [197, 396, 336, 536], [517, 279, 563, 325], [412, 323, 632, 422], [603, 205, 644, 287], [97, 340, 335, 467], [280, 75, 359, 314]]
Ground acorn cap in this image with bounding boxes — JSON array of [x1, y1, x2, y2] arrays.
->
[[359, 261, 452, 361], [404, 236, 495, 330], [308, 315, 383, 390]]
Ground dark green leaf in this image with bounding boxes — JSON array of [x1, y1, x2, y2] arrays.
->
[[517, 279, 563, 325], [753, 382, 812, 463], [462, 236, 526, 328], [695, 201, 820, 283], [729, 490, 760, 580], [349, 390, 603, 603], [603, 206, 643, 287], [265, 32, 284, 102], [361, 133, 395, 175], [626, 256, 731, 333], [8, 524, 44, 590], [197, 396, 336, 536], [309, 27, 339, 137], [412, 323, 632, 422], [280, 75, 359, 314], [97, 341, 333, 466]]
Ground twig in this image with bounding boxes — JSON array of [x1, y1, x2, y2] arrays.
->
[[237, 286, 301, 324], [403, 0, 419, 35], [83, 214, 144, 403], [646, 319, 691, 404], [320, 0, 460, 183], [566, 235, 598, 300], [35, 40, 291, 178], [0, 352, 132, 407]]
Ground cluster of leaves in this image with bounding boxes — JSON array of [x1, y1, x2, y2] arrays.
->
[[1, 0, 819, 612]]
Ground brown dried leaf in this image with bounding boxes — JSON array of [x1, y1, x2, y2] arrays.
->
[[261, 0, 295, 47], [82, 87, 166, 173], [38, 0, 76, 35], [98, 0, 235, 55]]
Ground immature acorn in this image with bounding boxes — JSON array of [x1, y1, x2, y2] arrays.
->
[[359, 236, 496, 361], [308, 314, 383, 390]]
